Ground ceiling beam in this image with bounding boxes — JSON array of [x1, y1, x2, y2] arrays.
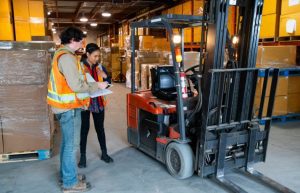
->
[[73, 2, 84, 21], [90, 2, 101, 19], [50, 20, 111, 24], [46, 0, 134, 3], [49, 12, 126, 20]]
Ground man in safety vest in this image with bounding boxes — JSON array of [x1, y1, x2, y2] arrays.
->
[[47, 27, 108, 192]]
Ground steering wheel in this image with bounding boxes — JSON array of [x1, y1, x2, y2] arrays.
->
[[185, 64, 200, 75]]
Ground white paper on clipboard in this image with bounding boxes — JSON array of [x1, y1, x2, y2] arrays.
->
[[85, 73, 113, 98]]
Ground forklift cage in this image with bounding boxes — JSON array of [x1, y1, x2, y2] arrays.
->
[[130, 14, 205, 143]]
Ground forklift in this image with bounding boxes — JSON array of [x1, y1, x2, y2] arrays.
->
[[127, 0, 295, 192]]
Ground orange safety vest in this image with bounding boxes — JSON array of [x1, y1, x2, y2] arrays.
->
[[82, 63, 108, 107], [47, 47, 90, 109]]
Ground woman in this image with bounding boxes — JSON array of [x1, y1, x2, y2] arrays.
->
[[78, 43, 113, 168]]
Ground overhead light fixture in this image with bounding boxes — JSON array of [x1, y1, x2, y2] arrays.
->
[[51, 28, 56, 32], [51, 22, 54, 26], [173, 35, 181, 44], [90, 23, 97, 27], [47, 11, 51, 15], [80, 13, 88, 22], [80, 17, 88, 22], [102, 12, 111, 17], [83, 31, 87, 35]]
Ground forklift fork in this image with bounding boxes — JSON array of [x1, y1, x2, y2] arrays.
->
[[213, 128, 295, 193]]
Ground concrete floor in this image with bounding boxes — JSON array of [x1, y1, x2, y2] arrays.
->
[[0, 83, 299, 193]]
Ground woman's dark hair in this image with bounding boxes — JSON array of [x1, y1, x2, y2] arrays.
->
[[60, 27, 84, 45], [81, 43, 100, 62]]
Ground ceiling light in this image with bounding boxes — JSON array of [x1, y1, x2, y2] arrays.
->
[[232, 35, 239, 45], [173, 35, 181, 44], [80, 16, 88, 22], [83, 31, 87, 34], [102, 12, 111, 17], [51, 28, 56, 32], [90, 23, 97, 27], [51, 22, 54, 26], [47, 11, 51, 15]]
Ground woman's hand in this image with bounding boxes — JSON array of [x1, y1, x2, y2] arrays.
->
[[97, 82, 108, 89], [97, 68, 107, 79]]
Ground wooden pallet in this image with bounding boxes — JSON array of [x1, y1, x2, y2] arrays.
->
[[259, 113, 300, 125], [259, 37, 277, 43], [278, 36, 300, 42], [0, 149, 50, 164]]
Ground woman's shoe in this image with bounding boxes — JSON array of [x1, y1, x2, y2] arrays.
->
[[78, 155, 86, 168], [101, 154, 114, 163]]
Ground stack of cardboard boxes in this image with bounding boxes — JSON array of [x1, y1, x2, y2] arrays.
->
[[260, 0, 280, 39], [0, 42, 54, 154], [279, 0, 300, 37], [255, 45, 300, 116]]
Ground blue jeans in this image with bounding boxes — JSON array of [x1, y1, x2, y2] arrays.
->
[[56, 109, 82, 188]]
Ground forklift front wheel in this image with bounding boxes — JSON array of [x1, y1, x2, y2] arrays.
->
[[165, 142, 194, 179]]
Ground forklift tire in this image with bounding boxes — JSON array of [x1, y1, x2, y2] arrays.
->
[[165, 142, 194, 179]]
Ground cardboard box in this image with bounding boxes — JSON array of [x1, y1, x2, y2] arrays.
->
[[256, 77, 288, 97], [174, 4, 182, 14], [184, 28, 192, 43], [168, 51, 200, 70], [288, 76, 300, 94], [254, 96, 288, 116], [193, 27, 202, 42], [287, 93, 300, 113], [193, 0, 204, 15], [126, 69, 139, 89], [279, 12, 300, 37], [140, 64, 149, 90], [263, 0, 278, 15], [0, 127, 3, 154], [152, 38, 170, 51], [260, 14, 277, 38], [256, 46, 297, 68], [0, 43, 53, 154], [139, 36, 154, 50], [281, 0, 300, 15], [183, 1, 192, 15], [28, 0, 45, 36], [0, 0, 14, 40]]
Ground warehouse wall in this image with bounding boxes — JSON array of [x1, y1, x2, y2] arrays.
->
[[85, 30, 98, 44]]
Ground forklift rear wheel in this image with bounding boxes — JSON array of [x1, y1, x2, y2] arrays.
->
[[165, 142, 194, 179]]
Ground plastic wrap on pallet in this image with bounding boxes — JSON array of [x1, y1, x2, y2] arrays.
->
[[0, 43, 54, 154], [125, 69, 139, 89], [140, 63, 160, 90], [256, 46, 298, 68], [168, 52, 200, 70], [0, 50, 48, 85]]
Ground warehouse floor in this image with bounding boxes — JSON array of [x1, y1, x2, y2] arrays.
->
[[0, 84, 299, 193]]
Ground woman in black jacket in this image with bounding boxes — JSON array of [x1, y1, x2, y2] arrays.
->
[[78, 43, 113, 168]]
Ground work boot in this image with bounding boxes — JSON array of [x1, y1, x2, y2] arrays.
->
[[62, 181, 91, 193], [59, 174, 86, 187], [78, 155, 86, 168], [101, 154, 114, 163]]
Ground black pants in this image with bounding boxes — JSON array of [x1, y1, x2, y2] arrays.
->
[[80, 110, 107, 156]]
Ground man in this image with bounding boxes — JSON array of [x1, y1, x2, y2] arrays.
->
[[47, 27, 108, 192]]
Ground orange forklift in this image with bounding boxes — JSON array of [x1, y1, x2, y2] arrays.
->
[[127, 1, 295, 192]]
